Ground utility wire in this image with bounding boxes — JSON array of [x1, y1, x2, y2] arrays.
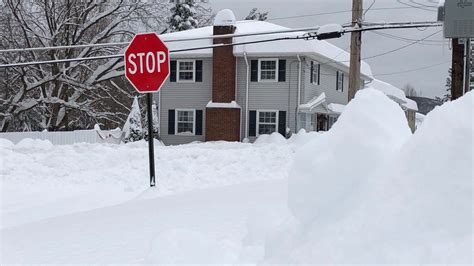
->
[[0, 21, 441, 54], [0, 23, 443, 68], [363, 0, 377, 17], [0, 36, 302, 68], [373, 60, 450, 76], [370, 31, 447, 45], [361, 29, 442, 60], [0, 26, 322, 54]]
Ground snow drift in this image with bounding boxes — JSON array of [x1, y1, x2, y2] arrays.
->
[[265, 89, 473, 264]]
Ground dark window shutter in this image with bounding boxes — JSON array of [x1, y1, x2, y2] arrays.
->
[[278, 111, 287, 137], [249, 110, 257, 137], [250, 60, 258, 82], [170, 60, 177, 82], [317, 64, 321, 85], [341, 73, 344, 92], [336, 71, 339, 91], [195, 110, 203, 135], [195, 60, 203, 82], [278, 59, 286, 82], [310, 61, 314, 84], [168, 110, 175, 135]]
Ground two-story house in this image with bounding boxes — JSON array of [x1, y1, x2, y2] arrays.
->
[[155, 9, 373, 145]]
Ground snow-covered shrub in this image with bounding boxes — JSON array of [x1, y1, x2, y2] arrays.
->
[[123, 97, 144, 143]]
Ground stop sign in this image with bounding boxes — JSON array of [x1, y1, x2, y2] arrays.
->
[[124, 33, 170, 93]]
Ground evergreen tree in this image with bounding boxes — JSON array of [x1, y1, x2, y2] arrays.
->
[[123, 97, 144, 143], [168, 1, 198, 32], [245, 8, 269, 21]]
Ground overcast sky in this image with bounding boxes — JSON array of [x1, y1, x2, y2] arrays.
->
[[210, 0, 450, 98]]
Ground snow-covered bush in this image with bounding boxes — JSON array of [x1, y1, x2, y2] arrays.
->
[[123, 97, 144, 143]]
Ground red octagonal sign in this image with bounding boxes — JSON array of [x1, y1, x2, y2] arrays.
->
[[124, 33, 170, 93]]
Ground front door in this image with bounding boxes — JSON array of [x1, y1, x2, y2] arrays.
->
[[317, 114, 328, 132]]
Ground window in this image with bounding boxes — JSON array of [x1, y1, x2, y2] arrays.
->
[[258, 59, 278, 82], [175, 109, 195, 135], [257, 110, 278, 135], [178, 60, 195, 82], [336, 71, 344, 91], [312, 62, 320, 85]]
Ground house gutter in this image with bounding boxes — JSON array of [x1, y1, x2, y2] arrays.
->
[[296, 54, 302, 129], [244, 52, 250, 140]]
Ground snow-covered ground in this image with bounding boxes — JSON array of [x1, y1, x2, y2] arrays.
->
[[1, 89, 472, 264]]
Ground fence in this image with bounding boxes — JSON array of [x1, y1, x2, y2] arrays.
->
[[0, 125, 123, 145]]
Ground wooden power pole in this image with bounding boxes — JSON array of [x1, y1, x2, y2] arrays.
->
[[451, 38, 465, 100], [348, 0, 363, 101]]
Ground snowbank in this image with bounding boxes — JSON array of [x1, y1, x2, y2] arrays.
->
[[288, 88, 412, 225], [265, 90, 473, 263]]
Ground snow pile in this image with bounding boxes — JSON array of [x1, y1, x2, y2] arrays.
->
[[317, 23, 343, 35], [1, 136, 300, 228], [265, 90, 473, 263], [213, 9, 236, 26], [288, 88, 412, 225]]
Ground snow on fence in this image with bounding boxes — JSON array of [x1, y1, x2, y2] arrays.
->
[[0, 125, 123, 145]]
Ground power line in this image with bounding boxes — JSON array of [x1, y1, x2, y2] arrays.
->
[[0, 22, 443, 68], [262, 6, 428, 21], [396, 0, 437, 11], [370, 31, 447, 45], [0, 21, 441, 54], [361, 30, 442, 60], [0, 25, 323, 54], [373, 60, 450, 76], [0, 36, 302, 68]]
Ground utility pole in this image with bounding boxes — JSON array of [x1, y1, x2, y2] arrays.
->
[[348, 0, 363, 101], [451, 38, 464, 100]]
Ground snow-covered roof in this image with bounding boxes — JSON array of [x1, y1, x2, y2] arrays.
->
[[327, 103, 345, 114], [369, 79, 407, 104], [161, 15, 373, 79], [299, 92, 327, 112], [368, 79, 418, 111], [403, 98, 419, 112], [299, 93, 345, 114]]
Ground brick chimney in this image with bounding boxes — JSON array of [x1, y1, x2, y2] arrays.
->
[[205, 9, 241, 142]]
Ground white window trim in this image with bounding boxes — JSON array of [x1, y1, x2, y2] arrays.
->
[[312, 61, 320, 85], [336, 71, 344, 92], [175, 109, 196, 136], [256, 110, 279, 136], [177, 60, 196, 83], [258, 58, 279, 82]]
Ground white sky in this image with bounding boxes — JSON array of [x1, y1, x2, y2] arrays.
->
[[210, 0, 451, 98]]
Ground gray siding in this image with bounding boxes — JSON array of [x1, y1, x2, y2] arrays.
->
[[236, 57, 299, 141], [154, 55, 369, 146], [302, 58, 349, 105], [155, 58, 212, 145]]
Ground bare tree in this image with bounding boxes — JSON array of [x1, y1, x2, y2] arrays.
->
[[0, 0, 171, 132], [403, 83, 419, 97]]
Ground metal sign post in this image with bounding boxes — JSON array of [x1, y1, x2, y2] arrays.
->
[[147, 93, 156, 187], [124, 32, 170, 187]]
